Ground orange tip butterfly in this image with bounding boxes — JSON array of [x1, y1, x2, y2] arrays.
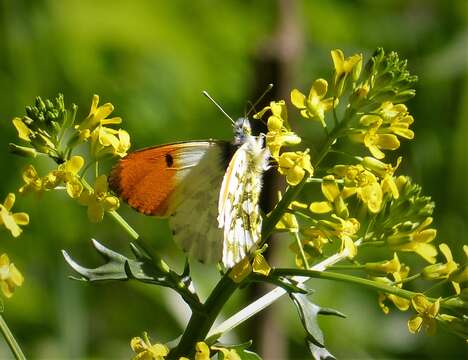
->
[[109, 91, 271, 268]]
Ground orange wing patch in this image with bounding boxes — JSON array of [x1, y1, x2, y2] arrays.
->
[[109, 142, 215, 216]]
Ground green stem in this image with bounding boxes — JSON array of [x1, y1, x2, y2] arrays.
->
[[108, 210, 139, 240], [392, 273, 421, 285], [294, 232, 310, 269], [273, 268, 417, 299], [272, 268, 436, 304], [0, 314, 26, 360], [327, 264, 366, 270], [423, 279, 448, 295], [170, 275, 237, 359], [314, 108, 357, 168]]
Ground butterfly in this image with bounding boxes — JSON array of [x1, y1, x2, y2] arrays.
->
[[108, 116, 270, 268]]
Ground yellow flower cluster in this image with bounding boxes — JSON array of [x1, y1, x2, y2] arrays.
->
[[353, 102, 414, 159], [19, 156, 84, 198], [19, 157, 119, 223], [255, 101, 312, 186], [77, 95, 131, 159]]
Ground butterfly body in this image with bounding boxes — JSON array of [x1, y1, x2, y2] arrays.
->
[[109, 118, 269, 268]]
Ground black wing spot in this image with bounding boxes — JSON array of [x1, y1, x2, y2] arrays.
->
[[165, 153, 174, 167]]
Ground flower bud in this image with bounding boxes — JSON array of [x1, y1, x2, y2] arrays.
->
[[8, 143, 37, 158]]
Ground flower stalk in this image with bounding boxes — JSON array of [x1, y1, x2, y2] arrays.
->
[[0, 314, 26, 360]]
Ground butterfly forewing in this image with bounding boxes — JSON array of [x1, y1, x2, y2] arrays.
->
[[109, 140, 230, 264]]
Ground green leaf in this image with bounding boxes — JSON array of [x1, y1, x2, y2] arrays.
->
[[290, 292, 346, 352], [62, 239, 201, 309], [308, 341, 335, 360], [290, 293, 325, 347], [62, 238, 131, 281]]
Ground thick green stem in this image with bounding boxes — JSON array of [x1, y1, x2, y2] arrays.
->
[[0, 314, 26, 360], [170, 275, 237, 359]]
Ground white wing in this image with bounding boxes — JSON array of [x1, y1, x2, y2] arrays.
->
[[218, 135, 269, 268], [169, 143, 228, 264]]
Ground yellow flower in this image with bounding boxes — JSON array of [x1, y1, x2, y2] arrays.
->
[[276, 211, 299, 233], [380, 102, 415, 139], [422, 243, 459, 281], [77, 95, 122, 140], [320, 215, 360, 258], [90, 126, 131, 158], [449, 245, 468, 292], [375, 265, 411, 314], [353, 102, 414, 159], [309, 175, 349, 218], [78, 175, 119, 223], [278, 150, 314, 186], [229, 257, 252, 283], [362, 156, 402, 199], [195, 342, 210, 360], [365, 253, 402, 275], [18, 165, 44, 195], [12, 117, 34, 142], [130, 333, 169, 360], [255, 100, 301, 159], [331, 49, 362, 96], [422, 243, 465, 294], [362, 125, 400, 159], [333, 165, 383, 213], [302, 228, 329, 255], [211, 345, 241, 360], [55, 156, 85, 198], [0, 193, 29, 238], [0, 254, 24, 298], [291, 79, 337, 127], [275, 192, 302, 233], [388, 217, 438, 264], [408, 295, 440, 335], [252, 253, 271, 276]]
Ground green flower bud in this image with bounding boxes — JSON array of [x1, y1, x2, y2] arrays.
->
[[8, 143, 37, 158]]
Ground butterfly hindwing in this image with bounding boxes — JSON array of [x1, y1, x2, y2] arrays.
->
[[169, 143, 230, 263]]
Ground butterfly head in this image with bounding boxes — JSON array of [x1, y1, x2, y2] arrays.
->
[[233, 117, 252, 145]]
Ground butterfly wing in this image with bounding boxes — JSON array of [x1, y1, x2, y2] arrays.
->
[[168, 143, 231, 263], [109, 140, 231, 263], [218, 136, 269, 268]]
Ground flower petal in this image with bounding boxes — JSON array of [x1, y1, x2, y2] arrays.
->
[[290, 89, 306, 109]]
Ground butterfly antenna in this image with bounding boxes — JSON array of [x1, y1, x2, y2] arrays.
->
[[203, 90, 235, 125], [246, 83, 274, 117]]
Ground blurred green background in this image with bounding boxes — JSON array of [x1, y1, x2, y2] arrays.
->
[[0, 0, 467, 359]]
